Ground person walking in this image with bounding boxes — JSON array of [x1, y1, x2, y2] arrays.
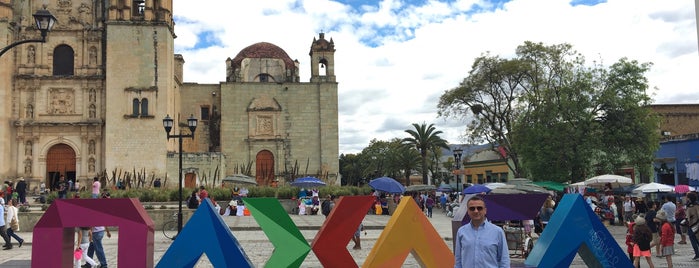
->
[[0, 202, 12, 250], [655, 210, 674, 268], [684, 192, 699, 261], [4, 199, 24, 248], [75, 227, 97, 268], [91, 177, 101, 199], [351, 222, 365, 250], [14, 179, 27, 205], [623, 196, 636, 223], [86, 226, 111, 268], [425, 195, 435, 218], [56, 175, 69, 199], [455, 195, 509, 268], [675, 199, 687, 244], [632, 216, 655, 268]]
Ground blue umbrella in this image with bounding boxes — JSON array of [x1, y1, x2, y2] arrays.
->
[[368, 177, 405, 194], [290, 176, 326, 188], [463, 184, 492, 194]]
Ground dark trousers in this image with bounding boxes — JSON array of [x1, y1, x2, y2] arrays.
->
[[6, 228, 22, 244], [0, 226, 11, 247]]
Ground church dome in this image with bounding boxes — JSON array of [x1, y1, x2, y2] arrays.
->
[[231, 42, 295, 69]]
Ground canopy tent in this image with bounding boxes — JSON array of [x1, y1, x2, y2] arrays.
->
[[532, 181, 568, 192]]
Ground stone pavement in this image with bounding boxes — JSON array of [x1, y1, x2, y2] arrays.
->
[[1, 208, 699, 267]]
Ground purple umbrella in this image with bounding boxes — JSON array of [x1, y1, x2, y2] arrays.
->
[[462, 184, 492, 194]]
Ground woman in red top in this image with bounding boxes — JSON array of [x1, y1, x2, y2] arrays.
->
[[656, 210, 674, 268]]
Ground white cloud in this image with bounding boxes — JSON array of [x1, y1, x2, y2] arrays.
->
[[173, 0, 699, 155]]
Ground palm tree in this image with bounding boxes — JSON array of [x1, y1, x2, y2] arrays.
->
[[391, 144, 421, 186], [402, 123, 450, 185]]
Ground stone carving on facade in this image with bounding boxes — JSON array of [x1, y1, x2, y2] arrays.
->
[[26, 104, 34, 118], [58, 0, 72, 8], [89, 140, 95, 155], [89, 46, 97, 65], [25, 141, 32, 156], [89, 88, 96, 102], [89, 104, 96, 118], [27, 45, 35, 64], [256, 116, 274, 135], [78, 3, 93, 27], [24, 159, 32, 175], [49, 88, 75, 114], [89, 157, 95, 172]]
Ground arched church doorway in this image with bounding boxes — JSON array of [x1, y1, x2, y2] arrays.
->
[[256, 150, 275, 186], [46, 143, 76, 190]]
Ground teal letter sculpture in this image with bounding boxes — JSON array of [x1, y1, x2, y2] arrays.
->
[[524, 194, 633, 268], [156, 199, 253, 268], [243, 197, 311, 267]]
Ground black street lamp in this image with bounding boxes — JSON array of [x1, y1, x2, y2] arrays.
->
[[0, 8, 57, 58], [453, 148, 463, 196], [163, 114, 197, 237]]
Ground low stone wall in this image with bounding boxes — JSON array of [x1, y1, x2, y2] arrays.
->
[[17, 199, 300, 231]]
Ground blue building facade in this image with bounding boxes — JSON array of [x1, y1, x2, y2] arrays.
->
[[654, 136, 699, 187]]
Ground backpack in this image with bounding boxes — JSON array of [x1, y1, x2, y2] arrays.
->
[[321, 200, 331, 216]]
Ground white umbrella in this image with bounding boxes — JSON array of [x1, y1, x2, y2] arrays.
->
[[583, 174, 633, 188], [632, 182, 675, 194]]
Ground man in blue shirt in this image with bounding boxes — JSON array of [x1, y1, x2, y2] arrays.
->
[[454, 195, 509, 268]]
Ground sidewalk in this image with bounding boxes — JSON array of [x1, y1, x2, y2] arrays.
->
[[1, 209, 698, 267]]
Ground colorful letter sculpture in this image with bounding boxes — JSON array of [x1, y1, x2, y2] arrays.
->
[[363, 196, 454, 268], [31, 198, 155, 268], [156, 199, 253, 268], [311, 195, 375, 267], [243, 197, 311, 267], [524, 194, 633, 268]]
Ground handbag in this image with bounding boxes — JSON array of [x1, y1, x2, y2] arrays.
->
[[9, 217, 19, 232]]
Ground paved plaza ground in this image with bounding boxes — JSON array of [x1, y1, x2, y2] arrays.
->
[[1, 207, 699, 267]]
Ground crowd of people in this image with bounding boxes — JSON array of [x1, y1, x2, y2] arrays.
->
[[624, 191, 699, 267]]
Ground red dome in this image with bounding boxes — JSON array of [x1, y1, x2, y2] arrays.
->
[[231, 42, 295, 69]]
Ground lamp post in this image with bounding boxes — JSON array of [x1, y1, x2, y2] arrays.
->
[[453, 148, 463, 195], [163, 114, 197, 237], [0, 8, 57, 58]]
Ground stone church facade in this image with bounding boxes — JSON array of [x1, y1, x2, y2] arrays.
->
[[0, 0, 339, 189]]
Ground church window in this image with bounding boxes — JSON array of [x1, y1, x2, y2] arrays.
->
[[140, 98, 149, 116], [53, 45, 74, 76], [132, 98, 140, 116], [133, 0, 146, 16], [201, 106, 210, 121], [259, 74, 269, 82]]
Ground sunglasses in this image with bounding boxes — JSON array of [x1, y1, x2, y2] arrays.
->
[[468, 206, 484, 211]]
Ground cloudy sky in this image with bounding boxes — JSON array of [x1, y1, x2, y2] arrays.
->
[[172, 0, 698, 155]]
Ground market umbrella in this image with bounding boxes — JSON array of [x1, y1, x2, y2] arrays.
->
[[368, 177, 405, 194], [489, 185, 527, 194], [632, 182, 674, 194], [675, 184, 696, 194], [437, 185, 453, 192], [222, 174, 257, 186], [583, 174, 633, 188], [532, 181, 568, 192], [485, 182, 508, 189], [460, 193, 549, 222], [290, 176, 326, 188], [462, 184, 492, 194], [405, 184, 436, 192]]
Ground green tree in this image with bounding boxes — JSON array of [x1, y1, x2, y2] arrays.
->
[[437, 53, 529, 177], [511, 42, 659, 182], [402, 123, 450, 185]]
